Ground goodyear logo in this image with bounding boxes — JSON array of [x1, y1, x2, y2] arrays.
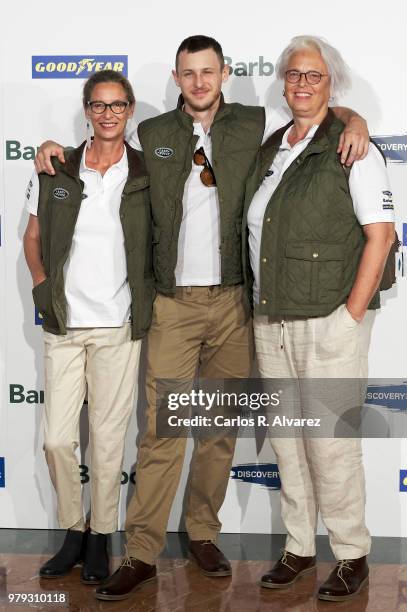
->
[[0, 458, 5, 488], [372, 135, 407, 164], [400, 470, 407, 492], [32, 55, 128, 79], [231, 463, 281, 490]]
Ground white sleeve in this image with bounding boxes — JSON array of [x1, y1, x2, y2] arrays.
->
[[262, 106, 291, 144], [349, 144, 395, 225], [126, 125, 143, 151], [25, 171, 40, 216]]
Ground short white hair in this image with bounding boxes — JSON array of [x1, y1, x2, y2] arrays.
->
[[275, 35, 351, 98]]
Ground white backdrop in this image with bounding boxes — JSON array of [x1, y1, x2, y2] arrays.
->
[[0, 1, 406, 537]]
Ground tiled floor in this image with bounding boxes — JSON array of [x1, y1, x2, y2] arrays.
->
[[0, 532, 406, 611]]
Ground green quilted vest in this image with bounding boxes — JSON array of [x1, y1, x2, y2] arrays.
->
[[32, 142, 155, 339], [138, 95, 265, 295], [243, 109, 380, 317]]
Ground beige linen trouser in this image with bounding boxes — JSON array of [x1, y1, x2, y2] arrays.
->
[[43, 323, 141, 534], [125, 286, 253, 564], [254, 304, 375, 560]]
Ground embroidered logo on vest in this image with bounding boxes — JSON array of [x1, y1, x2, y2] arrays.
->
[[154, 147, 174, 158], [53, 187, 69, 200]]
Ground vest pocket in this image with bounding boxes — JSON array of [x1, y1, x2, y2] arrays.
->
[[32, 277, 59, 328], [285, 242, 345, 304]]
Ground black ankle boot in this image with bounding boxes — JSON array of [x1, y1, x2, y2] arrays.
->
[[81, 533, 109, 584], [39, 529, 86, 578]]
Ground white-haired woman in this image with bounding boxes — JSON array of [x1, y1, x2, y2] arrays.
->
[[243, 36, 395, 602]]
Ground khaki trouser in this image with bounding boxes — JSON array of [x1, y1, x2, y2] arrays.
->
[[43, 324, 141, 534], [125, 286, 253, 564], [254, 304, 375, 560]]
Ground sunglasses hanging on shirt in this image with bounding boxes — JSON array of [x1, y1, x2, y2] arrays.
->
[[193, 147, 217, 187]]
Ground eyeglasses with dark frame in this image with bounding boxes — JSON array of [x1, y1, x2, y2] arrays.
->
[[193, 147, 216, 187], [87, 100, 130, 114], [285, 70, 328, 85]]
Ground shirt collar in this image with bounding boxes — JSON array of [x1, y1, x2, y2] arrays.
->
[[280, 124, 319, 151], [80, 145, 128, 175]]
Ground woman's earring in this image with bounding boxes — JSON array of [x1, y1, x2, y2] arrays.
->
[[282, 90, 285, 97], [86, 121, 93, 150]]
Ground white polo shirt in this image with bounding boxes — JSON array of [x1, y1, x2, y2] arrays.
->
[[25, 147, 131, 328], [174, 121, 220, 285], [247, 124, 395, 304], [129, 106, 290, 286]]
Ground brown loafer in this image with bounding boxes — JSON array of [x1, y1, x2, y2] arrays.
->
[[95, 557, 156, 601], [318, 556, 369, 601], [188, 540, 232, 577], [260, 550, 316, 589]]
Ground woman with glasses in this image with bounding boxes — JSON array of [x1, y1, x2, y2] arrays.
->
[[23, 70, 153, 584], [243, 36, 395, 602]]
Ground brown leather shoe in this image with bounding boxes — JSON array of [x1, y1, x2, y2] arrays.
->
[[95, 557, 156, 601], [318, 556, 369, 601], [188, 540, 232, 576], [260, 550, 316, 589]]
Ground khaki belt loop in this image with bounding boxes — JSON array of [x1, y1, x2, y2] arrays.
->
[[186, 286, 192, 295]]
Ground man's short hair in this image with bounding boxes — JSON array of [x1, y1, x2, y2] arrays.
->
[[175, 35, 224, 70], [83, 70, 135, 108]]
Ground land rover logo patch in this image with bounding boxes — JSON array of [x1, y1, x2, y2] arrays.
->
[[53, 187, 69, 200], [154, 147, 174, 158]]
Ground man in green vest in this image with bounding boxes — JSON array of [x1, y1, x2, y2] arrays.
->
[[35, 35, 370, 600]]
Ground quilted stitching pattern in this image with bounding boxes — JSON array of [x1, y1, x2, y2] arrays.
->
[[139, 104, 265, 294], [245, 115, 379, 316]]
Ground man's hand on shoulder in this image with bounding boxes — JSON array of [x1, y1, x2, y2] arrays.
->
[[34, 141, 65, 175], [338, 114, 369, 166]]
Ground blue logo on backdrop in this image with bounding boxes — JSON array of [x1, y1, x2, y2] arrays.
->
[[231, 463, 281, 490], [403, 223, 407, 247], [400, 470, 407, 492], [0, 458, 5, 488], [32, 55, 128, 79], [35, 307, 43, 326], [365, 383, 407, 412], [372, 135, 407, 163]]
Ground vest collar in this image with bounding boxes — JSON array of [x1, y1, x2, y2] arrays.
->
[[175, 92, 231, 128], [257, 109, 340, 188], [63, 142, 86, 177], [262, 108, 337, 154], [61, 141, 147, 181]]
